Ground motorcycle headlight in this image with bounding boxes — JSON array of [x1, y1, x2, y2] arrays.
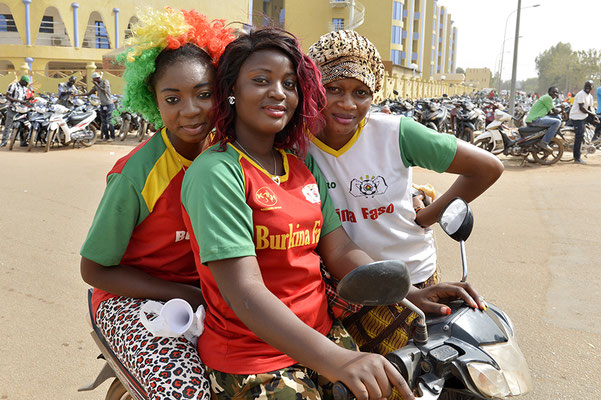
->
[[467, 335, 533, 398]]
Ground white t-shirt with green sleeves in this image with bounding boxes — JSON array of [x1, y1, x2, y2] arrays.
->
[[308, 113, 457, 284]]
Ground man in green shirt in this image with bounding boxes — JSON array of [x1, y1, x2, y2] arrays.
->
[[525, 86, 561, 152]]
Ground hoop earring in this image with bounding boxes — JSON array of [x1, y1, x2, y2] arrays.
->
[[227, 96, 236, 105]]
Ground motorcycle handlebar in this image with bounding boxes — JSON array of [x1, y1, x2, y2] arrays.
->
[[333, 381, 354, 400]]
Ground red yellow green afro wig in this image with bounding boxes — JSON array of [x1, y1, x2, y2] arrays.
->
[[118, 8, 235, 128]]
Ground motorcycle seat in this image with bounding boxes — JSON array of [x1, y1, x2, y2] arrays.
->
[[69, 112, 94, 125], [518, 125, 546, 136]]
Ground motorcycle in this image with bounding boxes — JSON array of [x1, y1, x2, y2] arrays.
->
[[7, 103, 32, 150], [118, 109, 149, 142], [44, 104, 98, 152], [454, 101, 478, 143], [557, 122, 599, 161], [475, 121, 563, 165], [333, 197, 533, 400], [27, 100, 53, 152], [0, 94, 8, 129], [420, 101, 451, 133]]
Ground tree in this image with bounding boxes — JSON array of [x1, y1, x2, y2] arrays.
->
[[535, 43, 601, 94], [456, 67, 465, 74], [535, 42, 574, 94]]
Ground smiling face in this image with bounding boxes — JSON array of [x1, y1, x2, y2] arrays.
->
[[154, 58, 215, 158], [321, 78, 373, 150], [232, 48, 299, 144]]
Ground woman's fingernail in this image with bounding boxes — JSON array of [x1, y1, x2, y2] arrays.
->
[[443, 306, 451, 315]]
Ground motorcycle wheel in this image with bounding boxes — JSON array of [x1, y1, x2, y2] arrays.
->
[[460, 127, 474, 143], [80, 125, 98, 147], [473, 137, 494, 152], [137, 121, 148, 142], [426, 122, 438, 132], [27, 128, 37, 152], [118, 119, 130, 141], [105, 378, 132, 400], [531, 138, 563, 165], [45, 129, 55, 152], [8, 127, 18, 150]]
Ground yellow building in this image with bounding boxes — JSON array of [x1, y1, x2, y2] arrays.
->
[[286, 0, 466, 100], [0, 0, 250, 79], [465, 68, 492, 90]]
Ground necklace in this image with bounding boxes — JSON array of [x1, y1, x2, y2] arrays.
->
[[174, 152, 188, 173], [235, 140, 280, 185]]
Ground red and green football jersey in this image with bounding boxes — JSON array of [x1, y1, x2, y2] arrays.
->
[[81, 129, 199, 318], [181, 143, 341, 374]]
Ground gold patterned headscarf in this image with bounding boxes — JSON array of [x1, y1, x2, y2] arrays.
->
[[308, 30, 384, 93]]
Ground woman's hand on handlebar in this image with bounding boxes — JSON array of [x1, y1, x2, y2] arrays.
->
[[406, 282, 486, 314], [326, 348, 415, 400]]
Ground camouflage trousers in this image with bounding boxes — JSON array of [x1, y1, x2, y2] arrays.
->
[[207, 320, 357, 400]]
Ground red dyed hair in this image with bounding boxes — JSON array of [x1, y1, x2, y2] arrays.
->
[[211, 27, 325, 155]]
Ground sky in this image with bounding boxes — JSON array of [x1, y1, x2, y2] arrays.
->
[[437, 0, 601, 81]]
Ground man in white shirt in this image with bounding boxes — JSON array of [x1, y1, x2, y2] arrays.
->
[[569, 80, 599, 164]]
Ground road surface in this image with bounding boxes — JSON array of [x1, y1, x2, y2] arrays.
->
[[0, 139, 599, 399]]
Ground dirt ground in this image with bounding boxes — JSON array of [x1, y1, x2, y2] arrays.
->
[[0, 138, 600, 399]]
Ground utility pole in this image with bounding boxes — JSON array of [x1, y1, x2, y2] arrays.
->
[[509, 0, 521, 114]]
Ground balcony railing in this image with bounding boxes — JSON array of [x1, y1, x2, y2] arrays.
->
[[329, 0, 349, 7]]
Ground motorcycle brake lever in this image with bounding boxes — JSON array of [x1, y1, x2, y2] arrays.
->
[[416, 382, 441, 400]]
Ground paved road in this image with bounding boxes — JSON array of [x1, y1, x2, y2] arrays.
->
[[0, 140, 599, 399]]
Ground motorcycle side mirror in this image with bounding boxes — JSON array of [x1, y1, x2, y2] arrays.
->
[[439, 198, 473, 282], [438, 197, 473, 242], [337, 260, 411, 306]]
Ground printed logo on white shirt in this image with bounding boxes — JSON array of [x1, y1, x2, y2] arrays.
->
[[302, 184, 321, 204], [349, 175, 389, 197]]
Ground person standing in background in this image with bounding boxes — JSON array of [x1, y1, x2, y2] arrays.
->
[[569, 80, 599, 164], [77, 72, 115, 141], [57, 76, 78, 107], [1, 75, 29, 147]]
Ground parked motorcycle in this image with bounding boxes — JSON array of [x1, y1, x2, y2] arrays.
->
[[0, 94, 8, 129], [420, 101, 451, 133], [7, 104, 32, 150], [44, 104, 98, 152], [333, 198, 532, 400], [557, 122, 599, 161], [476, 122, 563, 165], [118, 109, 149, 142], [27, 100, 53, 151], [454, 101, 478, 143]]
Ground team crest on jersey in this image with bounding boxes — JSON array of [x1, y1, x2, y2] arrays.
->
[[302, 184, 321, 204], [349, 175, 388, 198], [255, 187, 278, 207]]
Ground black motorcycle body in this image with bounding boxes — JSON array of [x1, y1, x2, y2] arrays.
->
[[422, 102, 450, 132], [455, 102, 478, 143], [499, 124, 563, 165], [333, 198, 532, 400]]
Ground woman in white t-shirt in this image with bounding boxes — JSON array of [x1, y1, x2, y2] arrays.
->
[[307, 31, 503, 389]]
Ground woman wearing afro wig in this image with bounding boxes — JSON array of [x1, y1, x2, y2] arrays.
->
[[79, 8, 234, 399]]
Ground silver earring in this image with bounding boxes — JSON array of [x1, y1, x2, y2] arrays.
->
[[227, 96, 235, 105]]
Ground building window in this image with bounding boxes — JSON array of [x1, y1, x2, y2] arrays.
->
[[332, 18, 344, 31], [39, 16, 54, 34], [412, 52, 418, 61], [393, 1, 403, 20], [391, 49, 401, 65], [0, 14, 17, 32], [391, 26, 401, 44], [94, 20, 110, 49]]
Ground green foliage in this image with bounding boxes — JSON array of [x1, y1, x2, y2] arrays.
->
[[456, 67, 465, 74], [535, 42, 601, 94]]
